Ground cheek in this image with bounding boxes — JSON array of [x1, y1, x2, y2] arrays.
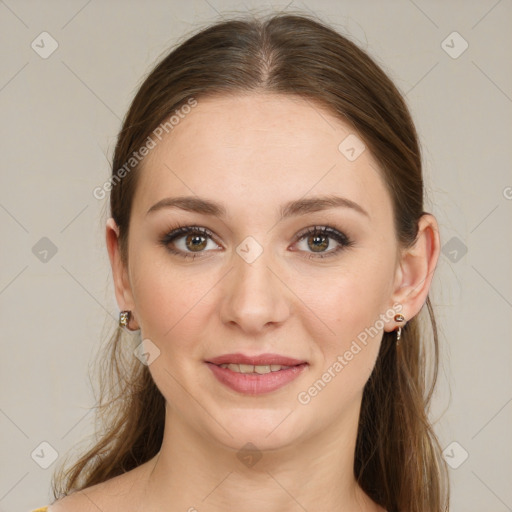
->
[[294, 265, 391, 415], [129, 247, 222, 356], [129, 249, 187, 334], [296, 258, 394, 339], [291, 253, 394, 391]]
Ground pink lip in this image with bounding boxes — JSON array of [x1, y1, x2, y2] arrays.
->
[[206, 353, 307, 366], [205, 353, 308, 395]]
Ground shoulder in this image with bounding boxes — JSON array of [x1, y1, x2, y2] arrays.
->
[[48, 485, 108, 512], [47, 476, 127, 512], [48, 459, 155, 512]]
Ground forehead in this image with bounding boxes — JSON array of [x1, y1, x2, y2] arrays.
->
[[133, 93, 391, 221]]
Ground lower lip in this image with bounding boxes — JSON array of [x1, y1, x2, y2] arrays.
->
[[206, 362, 308, 395]]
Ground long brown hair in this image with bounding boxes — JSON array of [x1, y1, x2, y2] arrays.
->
[[52, 12, 449, 511]]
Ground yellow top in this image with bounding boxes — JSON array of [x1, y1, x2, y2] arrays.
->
[[32, 508, 48, 512]]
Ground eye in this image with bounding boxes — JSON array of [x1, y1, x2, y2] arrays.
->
[[293, 225, 354, 259], [160, 224, 354, 260], [160, 225, 221, 260]]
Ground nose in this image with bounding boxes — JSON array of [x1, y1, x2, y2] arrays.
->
[[219, 244, 290, 335]]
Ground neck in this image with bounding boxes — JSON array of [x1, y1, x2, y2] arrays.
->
[[138, 401, 381, 512]]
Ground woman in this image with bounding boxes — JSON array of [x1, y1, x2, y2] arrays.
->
[[34, 12, 449, 512]]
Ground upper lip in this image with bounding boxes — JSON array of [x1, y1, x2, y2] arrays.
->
[[206, 353, 307, 366]]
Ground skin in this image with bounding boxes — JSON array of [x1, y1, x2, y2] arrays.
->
[[51, 93, 440, 512]]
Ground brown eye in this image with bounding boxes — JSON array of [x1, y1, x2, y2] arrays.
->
[[295, 226, 354, 259], [185, 233, 208, 251], [307, 233, 329, 252], [160, 225, 220, 259]]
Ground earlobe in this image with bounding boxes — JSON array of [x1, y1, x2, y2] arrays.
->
[[390, 213, 440, 325]]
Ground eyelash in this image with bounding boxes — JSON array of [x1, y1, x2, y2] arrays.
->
[[159, 224, 354, 260]]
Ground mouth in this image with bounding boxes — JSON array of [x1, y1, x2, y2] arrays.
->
[[205, 353, 308, 394], [213, 362, 301, 374]]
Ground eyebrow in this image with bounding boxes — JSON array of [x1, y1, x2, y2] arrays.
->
[[146, 194, 369, 219]]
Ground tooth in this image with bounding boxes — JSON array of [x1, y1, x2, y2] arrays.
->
[[219, 363, 295, 374], [254, 365, 271, 374], [238, 364, 254, 374]]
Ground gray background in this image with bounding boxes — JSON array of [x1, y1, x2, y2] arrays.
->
[[1, 1, 511, 510]]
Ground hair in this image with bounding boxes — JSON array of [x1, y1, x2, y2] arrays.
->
[[52, 11, 449, 511]]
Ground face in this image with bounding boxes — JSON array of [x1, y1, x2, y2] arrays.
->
[[113, 93, 405, 452]]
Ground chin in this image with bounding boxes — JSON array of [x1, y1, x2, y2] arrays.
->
[[208, 410, 306, 453]]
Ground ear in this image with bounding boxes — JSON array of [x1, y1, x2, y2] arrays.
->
[[386, 213, 440, 330], [106, 218, 139, 329]]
